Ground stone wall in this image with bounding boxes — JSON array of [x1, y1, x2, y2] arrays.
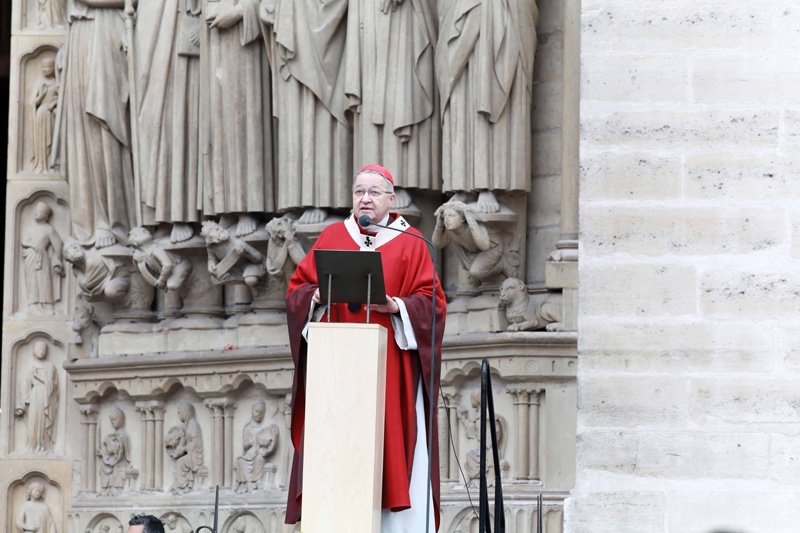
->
[[570, 1, 800, 532]]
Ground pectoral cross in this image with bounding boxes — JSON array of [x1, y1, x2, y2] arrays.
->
[[364, 236, 373, 247]]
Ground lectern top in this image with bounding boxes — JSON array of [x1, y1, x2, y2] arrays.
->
[[314, 249, 388, 305]]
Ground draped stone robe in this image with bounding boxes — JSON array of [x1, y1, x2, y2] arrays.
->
[[265, 0, 352, 212], [345, 0, 439, 191], [437, 0, 538, 193]]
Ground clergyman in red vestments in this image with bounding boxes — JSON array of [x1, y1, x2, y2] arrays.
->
[[285, 165, 446, 531]]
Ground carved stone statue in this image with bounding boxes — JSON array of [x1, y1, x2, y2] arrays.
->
[[165, 402, 205, 494], [432, 201, 507, 293], [163, 514, 191, 533], [128, 227, 192, 292], [459, 391, 509, 487], [15, 341, 59, 455], [70, 305, 100, 359], [63, 241, 130, 303], [15, 481, 57, 533], [200, 0, 273, 237], [498, 278, 562, 332], [21, 201, 64, 314], [260, 0, 351, 225], [345, 0, 440, 200], [234, 400, 279, 493], [61, 0, 135, 248], [437, 0, 539, 213], [264, 215, 305, 287], [134, 0, 202, 243], [200, 221, 265, 286], [31, 59, 59, 172], [97, 407, 135, 496], [35, 0, 65, 28]]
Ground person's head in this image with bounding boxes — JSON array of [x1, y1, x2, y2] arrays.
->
[[352, 165, 395, 223], [128, 514, 164, 533], [499, 277, 526, 304], [128, 227, 153, 247], [177, 402, 194, 423], [109, 407, 125, 430], [63, 239, 86, 265], [164, 514, 178, 528], [33, 201, 53, 223], [41, 57, 55, 77], [200, 221, 229, 244], [251, 400, 266, 423], [33, 340, 49, 360], [442, 206, 465, 231]]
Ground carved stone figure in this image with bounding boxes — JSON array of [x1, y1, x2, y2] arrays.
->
[[165, 402, 205, 494], [63, 241, 130, 303], [128, 227, 192, 292], [31, 59, 59, 172], [437, 0, 539, 213], [97, 407, 135, 496], [498, 278, 562, 332], [201, 221, 265, 286], [61, 0, 135, 247], [200, 0, 273, 237], [432, 201, 507, 293], [264, 215, 305, 287], [163, 513, 191, 533], [261, 0, 351, 225], [36, 0, 65, 28], [15, 341, 59, 454], [458, 391, 509, 487], [134, 0, 202, 243], [15, 481, 57, 533], [21, 201, 64, 314], [234, 400, 280, 493], [70, 305, 100, 359], [345, 0, 440, 197]]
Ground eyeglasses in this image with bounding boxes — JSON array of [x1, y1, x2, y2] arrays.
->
[[353, 188, 390, 198]]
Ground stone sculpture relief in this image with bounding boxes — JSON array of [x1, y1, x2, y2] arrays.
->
[[21, 201, 64, 314], [264, 215, 306, 293], [226, 514, 264, 533], [165, 402, 205, 494], [63, 241, 131, 304], [86, 516, 123, 533], [15, 481, 57, 533], [458, 391, 510, 487], [70, 305, 101, 359], [61, 0, 134, 247], [15, 340, 59, 455], [234, 400, 280, 493], [498, 278, 562, 332], [97, 407, 137, 496], [437, 0, 539, 213], [201, 221, 265, 287], [31, 58, 59, 172], [261, 0, 352, 225], [346, 0, 440, 205], [33, 0, 65, 29], [432, 201, 512, 294], [162, 513, 192, 533], [200, 0, 273, 238], [133, 0, 202, 244], [129, 227, 192, 294]]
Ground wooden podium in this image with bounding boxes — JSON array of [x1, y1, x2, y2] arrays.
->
[[302, 322, 388, 533]]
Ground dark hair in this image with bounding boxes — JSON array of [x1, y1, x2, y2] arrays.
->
[[128, 515, 165, 533]]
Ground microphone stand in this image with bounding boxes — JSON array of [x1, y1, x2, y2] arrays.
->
[[194, 485, 219, 533], [359, 215, 440, 532]]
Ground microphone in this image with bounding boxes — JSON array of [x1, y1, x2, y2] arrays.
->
[[360, 212, 439, 532]]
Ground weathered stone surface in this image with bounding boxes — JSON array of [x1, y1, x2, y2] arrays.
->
[[579, 376, 690, 428], [700, 271, 800, 317], [565, 491, 665, 533], [580, 152, 682, 201], [690, 379, 800, 425], [770, 433, 800, 485], [684, 154, 800, 200], [581, 54, 688, 103], [667, 491, 800, 533]]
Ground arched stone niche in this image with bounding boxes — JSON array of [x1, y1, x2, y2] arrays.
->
[[93, 391, 139, 496], [12, 189, 69, 316], [16, 44, 61, 175], [20, 0, 66, 31], [222, 511, 265, 533], [86, 512, 124, 533], [159, 511, 193, 533], [6, 472, 64, 533], [8, 331, 66, 456]]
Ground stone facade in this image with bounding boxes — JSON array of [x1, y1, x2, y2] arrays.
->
[[569, 1, 800, 532], [2, 1, 577, 533]]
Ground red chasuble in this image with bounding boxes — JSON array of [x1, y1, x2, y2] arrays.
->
[[285, 214, 446, 529]]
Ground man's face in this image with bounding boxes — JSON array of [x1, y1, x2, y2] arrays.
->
[[353, 172, 395, 223], [127, 526, 144, 533]]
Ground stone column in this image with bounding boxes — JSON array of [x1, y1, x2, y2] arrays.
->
[[444, 392, 460, 482], [151, 403, 165, 489], [438, 399, 450, 481], [223, 403, 236, 487], [80, 405, 99, 492], [508, 388, 530, 480], [528, 390, 542, 480], [560, 0, 579, 244], [135, 402, 155, 490], [204, 400, 225, 487]]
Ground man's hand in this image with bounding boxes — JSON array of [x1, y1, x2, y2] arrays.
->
[[369, 295, 400, 314], [312, 288, 321, 304]]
